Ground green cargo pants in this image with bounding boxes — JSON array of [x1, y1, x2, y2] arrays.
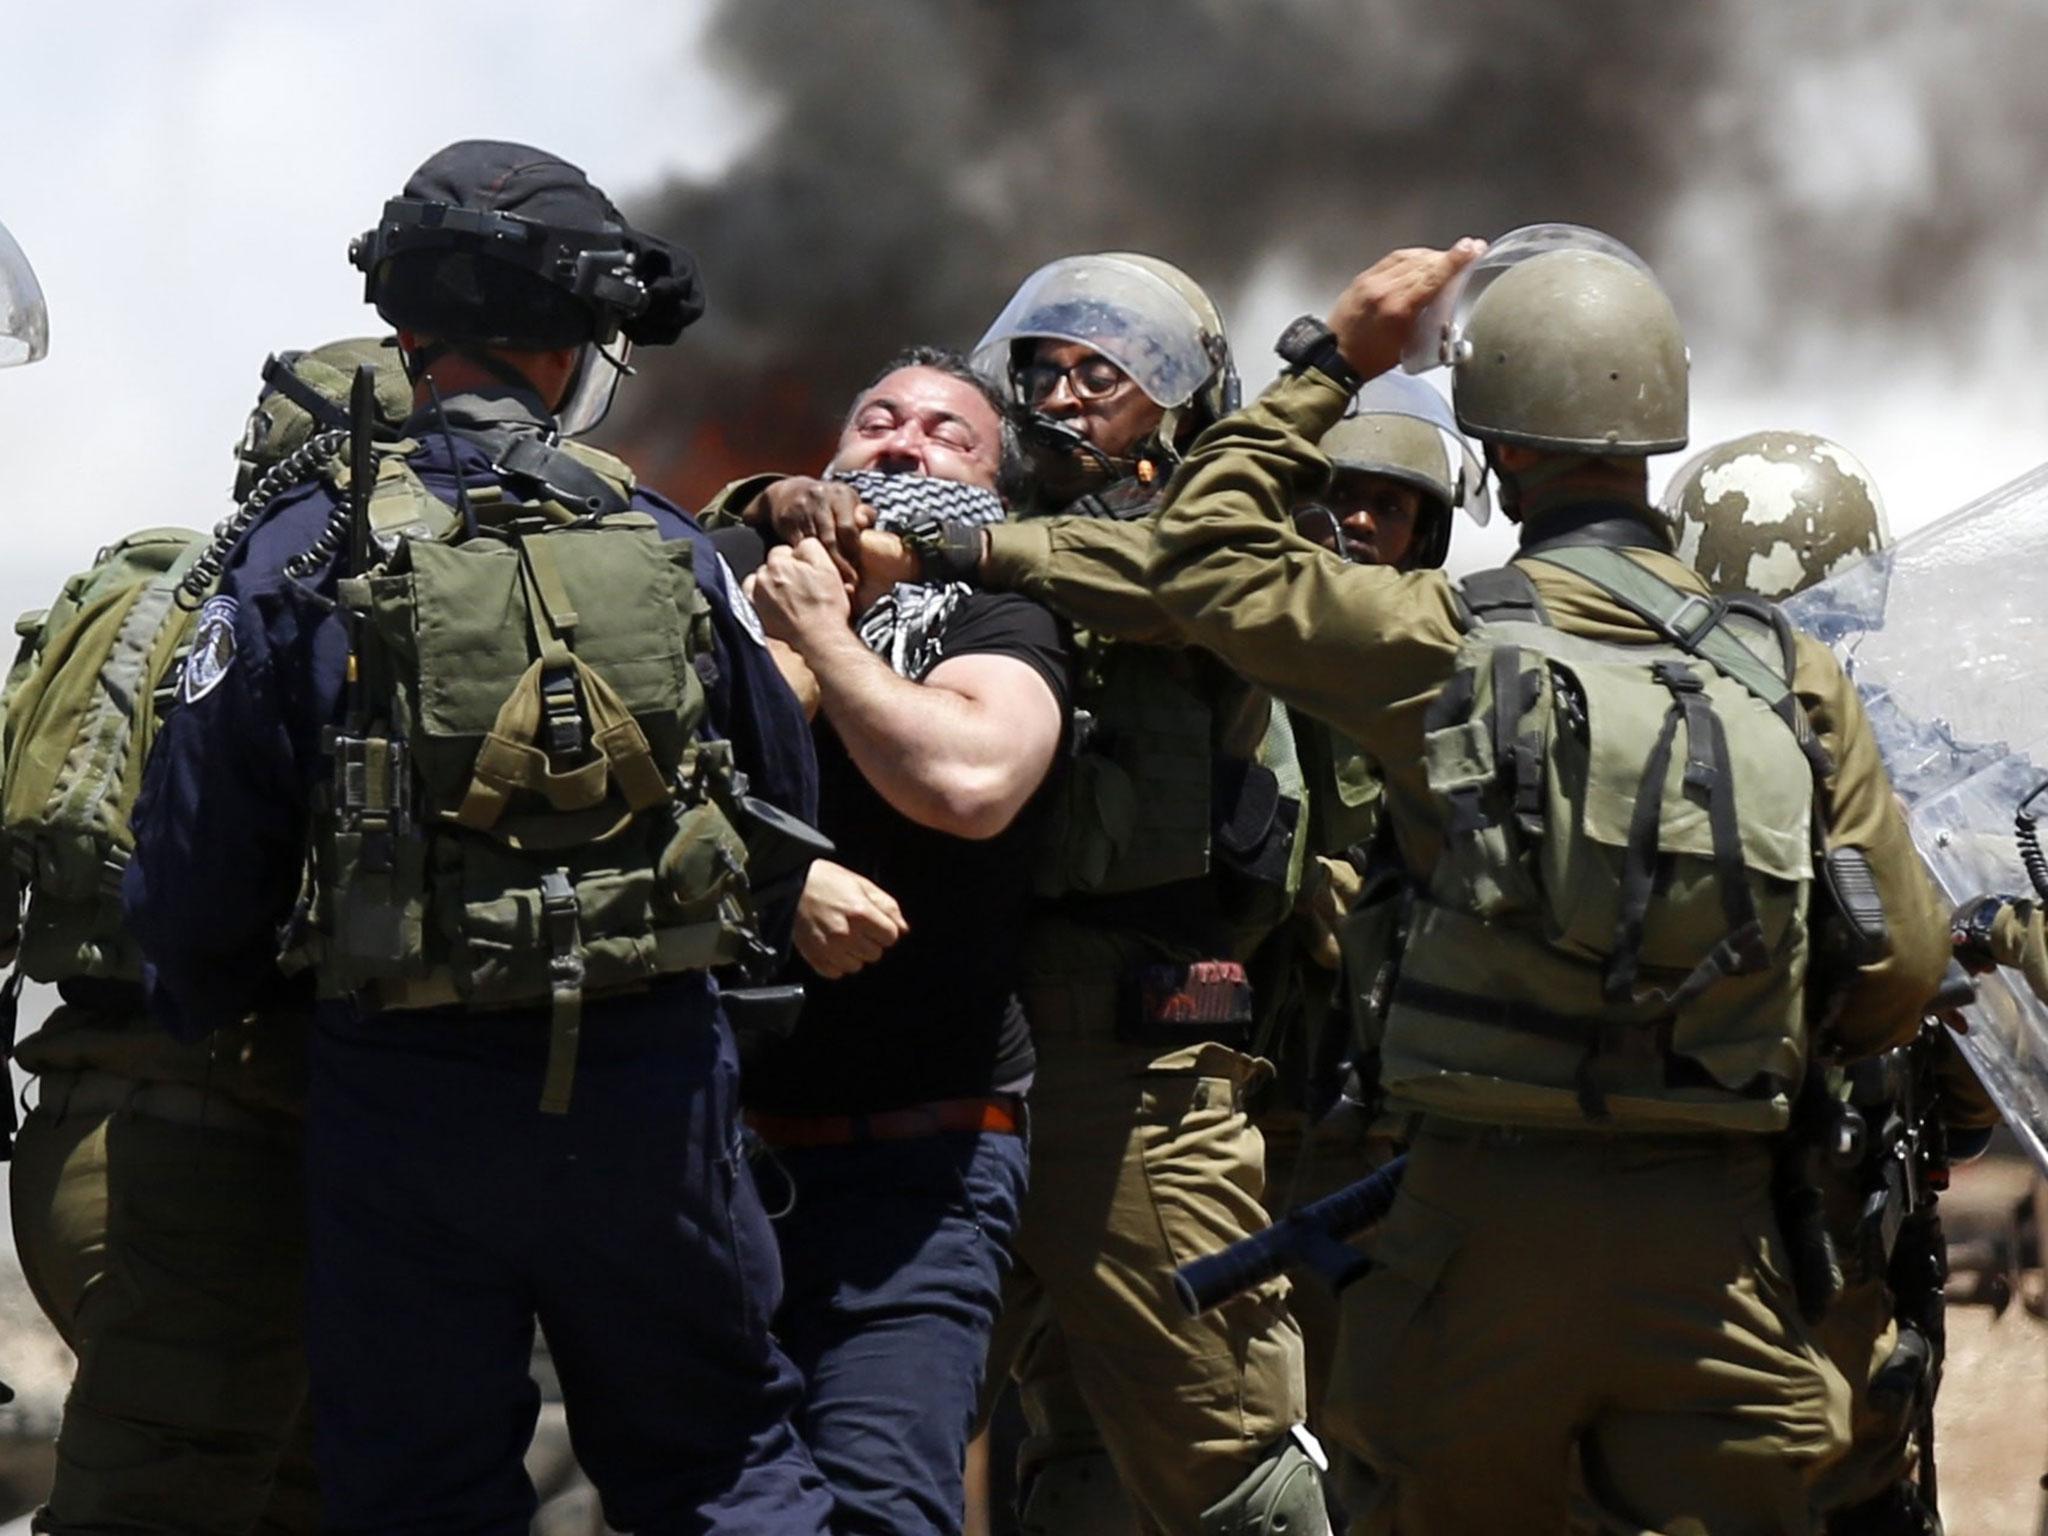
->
[[1328, 1123, 1852, 1536], [10, 1062, 315, 1534], [987, 928, 1309, 1536]]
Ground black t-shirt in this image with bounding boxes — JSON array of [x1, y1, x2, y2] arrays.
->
[[742, 592, 1070, 1115]]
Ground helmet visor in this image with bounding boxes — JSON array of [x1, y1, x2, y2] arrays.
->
[[556, 339, 632, 438], [0, 221, 48, 367], [973, 257, 1213, 409], [1341, 372, 1492, 525], [1401, 223, 1656, 375]]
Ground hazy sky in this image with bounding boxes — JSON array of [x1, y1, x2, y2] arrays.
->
[[0, 1, 2036, 598]]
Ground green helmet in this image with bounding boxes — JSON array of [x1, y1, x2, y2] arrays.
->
[[1662, 430, 1890, 601], [1322, 412, 1454, 511], [1452, 248, 1688, 455], [233, 337, 412, 501]]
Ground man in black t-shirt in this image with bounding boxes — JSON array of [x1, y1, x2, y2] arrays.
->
[[736, 348, 1070, 1536]]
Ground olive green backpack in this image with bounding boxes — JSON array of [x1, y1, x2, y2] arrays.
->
[[1385, 545, 1824, 1134], [0, 530, 213, 984], [305, 432, 766, 1113]]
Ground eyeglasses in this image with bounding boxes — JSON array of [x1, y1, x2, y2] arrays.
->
[[1014, 354, 1132, 406]]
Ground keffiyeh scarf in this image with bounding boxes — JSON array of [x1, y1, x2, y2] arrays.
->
[[836, 469, 1007, 681]]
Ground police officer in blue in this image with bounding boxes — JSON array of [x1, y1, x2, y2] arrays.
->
[[124, 141, 838, 1535]]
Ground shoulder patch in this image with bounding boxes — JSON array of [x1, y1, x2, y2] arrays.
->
[[180, 594, 240, 704], [717, 554, 769, 649]]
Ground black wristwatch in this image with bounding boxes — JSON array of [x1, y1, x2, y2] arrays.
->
[[1951, 894, 2016, 972], [897, 512, 985, 585], [1275, 315, 1366, 394]]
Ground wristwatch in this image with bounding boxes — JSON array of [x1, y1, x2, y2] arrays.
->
[[1275, 315, 1366, 395], [897, 512, 985, 585], [1951, 893, 2016, 971]]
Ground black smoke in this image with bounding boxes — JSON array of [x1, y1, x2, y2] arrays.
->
[[606, 0, 2048, 509], [607, 0, 1734, 503]]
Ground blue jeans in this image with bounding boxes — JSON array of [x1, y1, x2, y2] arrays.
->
[[306, 997, 835, 1536], [767, 1128, 1030, 1536]]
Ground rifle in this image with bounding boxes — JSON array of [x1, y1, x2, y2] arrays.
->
[[1856, 1012, 1958, 1519], [1173, 1155, 1405, 1316]]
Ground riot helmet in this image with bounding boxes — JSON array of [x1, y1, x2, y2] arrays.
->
[[973, 252, 1235, 498], [1662, 430, 1890, 601], [1432, 226, 1687, 456], [0, 220, 48, 368], [350, 140, 705, 434], [233, 337, 413, 501], [1300, 372, 1490, 570]]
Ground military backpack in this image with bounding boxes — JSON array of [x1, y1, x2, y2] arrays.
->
[[305, 431, 764, 1112], [1386, 545, 1825, 1134], [0, 529, 213, 986]]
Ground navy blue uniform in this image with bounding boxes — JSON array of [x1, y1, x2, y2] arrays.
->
[[125, 392, 835, 1536]]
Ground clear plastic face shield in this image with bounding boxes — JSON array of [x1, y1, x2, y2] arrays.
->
[[554, 336, 633, 438], [0, 221, 49, 368], [972, 256, 1215, 410], [1401, 224, 1655, 375]]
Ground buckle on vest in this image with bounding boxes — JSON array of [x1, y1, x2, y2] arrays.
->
[[539, 870, 584, 987], [329, 732, 412, 873], [540, 665, 586, 757]]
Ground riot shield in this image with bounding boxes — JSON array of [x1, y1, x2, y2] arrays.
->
[[1784, 460, 2048, 1175]]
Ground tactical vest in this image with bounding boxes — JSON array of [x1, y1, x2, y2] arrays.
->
[[1384, 546, 1822, 1135], [0, 528, 209, 984], [308, 435, 758, 1112]]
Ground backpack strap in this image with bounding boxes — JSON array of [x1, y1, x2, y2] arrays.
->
[[1456, 566, 1550, 629], [1519, 544, 1791, 709]]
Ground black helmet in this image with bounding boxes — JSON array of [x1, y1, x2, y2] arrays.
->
[[351, 140, 704, 353]]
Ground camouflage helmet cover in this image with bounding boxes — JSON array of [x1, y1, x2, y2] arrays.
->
[[234, 336, 412, 501], [1662, 429, 1890, 601]]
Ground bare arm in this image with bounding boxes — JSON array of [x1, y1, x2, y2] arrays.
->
[[750, 539, 1064, 840]]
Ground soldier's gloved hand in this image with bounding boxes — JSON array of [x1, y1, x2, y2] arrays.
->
[[794, 859, 909, 979], [753, 477, 873, 590], [1951, 894, 2021, 974], [748, 540, 854, 651], [1326, 239, 1486, 381]]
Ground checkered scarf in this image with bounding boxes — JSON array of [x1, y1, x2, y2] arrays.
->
[[836, 470, 1006, 681]]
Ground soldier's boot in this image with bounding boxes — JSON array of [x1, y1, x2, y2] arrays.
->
[[1014, 1449, 1135, 1536], [1198, 1431, 1334, 1536], [1826, 1480, 1943, 1536]]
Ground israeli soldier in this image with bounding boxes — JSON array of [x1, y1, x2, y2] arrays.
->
[[1258, 393, 1484, 1406], [121, 141, 836, 1533], [2, 337, 411, 1535], [786, 253, 1327, 1535], [872, 235, 1952, 1532], [1671, 432, 1998, 1536]]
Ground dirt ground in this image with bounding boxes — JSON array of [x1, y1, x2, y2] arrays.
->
[[1930, 1146, 2048, 1536]]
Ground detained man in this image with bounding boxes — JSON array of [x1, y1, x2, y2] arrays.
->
[[726, 348, 1072, 1536]]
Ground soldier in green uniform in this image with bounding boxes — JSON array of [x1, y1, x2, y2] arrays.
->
[[1258, 386, 1484, 1405], [4, 338, 408, 1535], [1669, 431, 1998, 1536], [872, 234, 1951, 1533]]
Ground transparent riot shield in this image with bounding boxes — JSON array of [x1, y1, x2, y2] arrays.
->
[[1784, 460, 2048, 1174]]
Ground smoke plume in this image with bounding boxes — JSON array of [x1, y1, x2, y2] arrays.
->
[[606, 0, 2048, 510]]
